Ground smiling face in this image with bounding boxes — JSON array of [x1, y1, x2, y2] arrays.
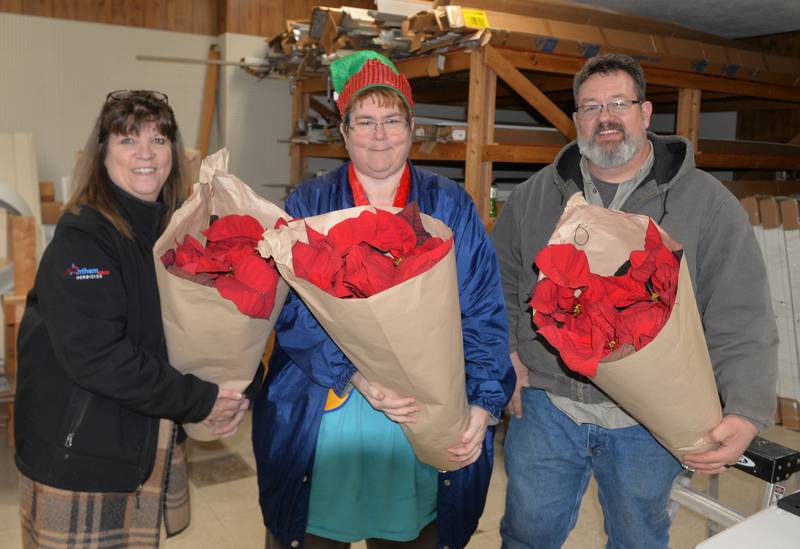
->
[[342, 94, 412, 182], [103, 121, 173, 202], [573, 71, 652, 171]]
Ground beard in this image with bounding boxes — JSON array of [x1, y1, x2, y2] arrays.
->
[[577, 121, 645, 169]]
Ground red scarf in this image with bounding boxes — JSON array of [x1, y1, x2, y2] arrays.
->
[[348, 162, 410, 207]]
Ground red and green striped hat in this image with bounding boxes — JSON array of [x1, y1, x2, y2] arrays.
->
[[330, 51, 413, 116]]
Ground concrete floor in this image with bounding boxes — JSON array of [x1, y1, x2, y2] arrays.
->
[[1, 415, 798, 548]]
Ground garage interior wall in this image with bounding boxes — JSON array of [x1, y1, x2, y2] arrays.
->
[[0, 12, 291, 359], [0, 12, 291, 205]]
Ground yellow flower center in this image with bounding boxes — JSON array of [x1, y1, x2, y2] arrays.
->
[[651, 291, 660, 302]]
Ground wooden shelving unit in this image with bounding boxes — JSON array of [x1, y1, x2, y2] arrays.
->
[[290, 46, 800, 223]]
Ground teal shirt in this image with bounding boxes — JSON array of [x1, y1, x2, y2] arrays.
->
[[306, 390, 438, 542]]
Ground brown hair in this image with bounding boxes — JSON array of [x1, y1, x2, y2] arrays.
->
[[573, 53, 647, 104], [341, 87, 412, 128], [66, 90, 187, 240]]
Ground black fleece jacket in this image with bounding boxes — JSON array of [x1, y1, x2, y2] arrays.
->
[[14, 185, 218, 492]]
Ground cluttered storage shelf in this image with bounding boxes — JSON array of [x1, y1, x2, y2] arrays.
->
[[242, 2, 800, 225]]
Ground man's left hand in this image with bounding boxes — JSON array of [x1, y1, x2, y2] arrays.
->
[[682, 414, 758, 474]]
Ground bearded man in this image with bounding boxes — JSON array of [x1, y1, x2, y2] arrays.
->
[[490, 53, 777, 549]]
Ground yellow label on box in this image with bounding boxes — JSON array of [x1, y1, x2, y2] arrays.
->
[[462, 8, 489, 28]]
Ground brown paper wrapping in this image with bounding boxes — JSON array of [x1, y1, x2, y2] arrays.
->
[[259, 206, 470, 471], [153, 148, 290, 441], [546, 193, 722, 459]]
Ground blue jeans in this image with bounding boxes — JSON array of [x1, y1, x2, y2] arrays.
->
[[500, 388, 682, 549]]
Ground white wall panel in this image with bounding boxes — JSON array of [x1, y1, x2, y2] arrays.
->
[[0, 12, 215, 183]]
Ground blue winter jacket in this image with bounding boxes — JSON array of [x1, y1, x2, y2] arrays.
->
[[252, 162, 515, 548]]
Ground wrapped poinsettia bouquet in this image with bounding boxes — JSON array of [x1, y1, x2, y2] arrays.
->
[[153, 148, 290, 441], [530, 193, 722, 459], [258, 202, 470, 471]]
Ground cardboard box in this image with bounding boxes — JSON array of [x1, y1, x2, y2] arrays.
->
[[779, 397, 800, 430], [41, 201, 63, 225], [781, 198, 800, 231], [10, 216, 36, 295], [738, 196, 761, 226], [39, 181, 55, 203], [724, 180, 799, 199], [758, 196, 783, 229]]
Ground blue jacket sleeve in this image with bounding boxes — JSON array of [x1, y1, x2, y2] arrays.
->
[[272, 190, 356, 395], [448, 191, 516, 420]]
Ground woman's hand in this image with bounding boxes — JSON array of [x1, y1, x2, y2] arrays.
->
[[352, 371, 419, 424], [202, 388, 250, 438], [448, 406, 490, 468]]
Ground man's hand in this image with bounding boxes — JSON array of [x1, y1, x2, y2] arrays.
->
[[352, 371, 419, 424], [506, 352, 530, 418], [682, 414, 758, 474], [448, 406, 490, 468]]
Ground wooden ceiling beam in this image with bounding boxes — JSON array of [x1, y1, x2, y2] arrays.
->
[[498, 49, 800, 102], [301, 47, 800, 103], [300, 141, 800, 170], [484, 46, 575, 140]]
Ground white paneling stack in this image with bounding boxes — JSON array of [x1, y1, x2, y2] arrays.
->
[[742, 195, 800, 430], [779, 198, 800, 428]]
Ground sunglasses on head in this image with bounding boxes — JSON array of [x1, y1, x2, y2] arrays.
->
[[105, 90, 169, 104]]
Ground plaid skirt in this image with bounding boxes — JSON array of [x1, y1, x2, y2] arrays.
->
[[19, 419, 190, 549]]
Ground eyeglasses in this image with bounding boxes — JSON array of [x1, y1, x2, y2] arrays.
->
[[105, 90, 169, 104], [575, 99, 642, 119], [348, 117, 409, 136]]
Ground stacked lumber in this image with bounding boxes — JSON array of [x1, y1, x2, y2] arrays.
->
[[247, 1, 800, 89]]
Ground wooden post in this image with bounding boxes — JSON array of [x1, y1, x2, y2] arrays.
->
[[465, 47, 497, 224], [197, 44, 220, 159], [676, 88, 702, 151], [290, 79, 310, 186]]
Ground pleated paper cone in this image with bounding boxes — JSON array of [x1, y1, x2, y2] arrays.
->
[[546, 193, 722, 460], [593, 258, 722, 459], [154, 148, 290, 441], [259, 206, 470, 471], [549, 193, 681, 276]]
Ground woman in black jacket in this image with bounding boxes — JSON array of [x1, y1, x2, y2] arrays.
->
[[14, 90, 248, 548]]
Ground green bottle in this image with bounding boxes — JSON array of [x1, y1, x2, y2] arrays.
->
[[489, 180, 498, 218]]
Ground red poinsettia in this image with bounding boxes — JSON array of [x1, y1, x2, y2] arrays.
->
[[529, 220, 679, 377], [161, 214, 280, 319], [292, 202, 452, 299]]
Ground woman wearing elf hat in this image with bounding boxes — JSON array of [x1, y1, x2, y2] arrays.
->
[[252, 51, 514, 549]]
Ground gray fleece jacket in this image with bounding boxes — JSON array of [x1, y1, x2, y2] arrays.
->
[[490, 133, 778, 430]]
